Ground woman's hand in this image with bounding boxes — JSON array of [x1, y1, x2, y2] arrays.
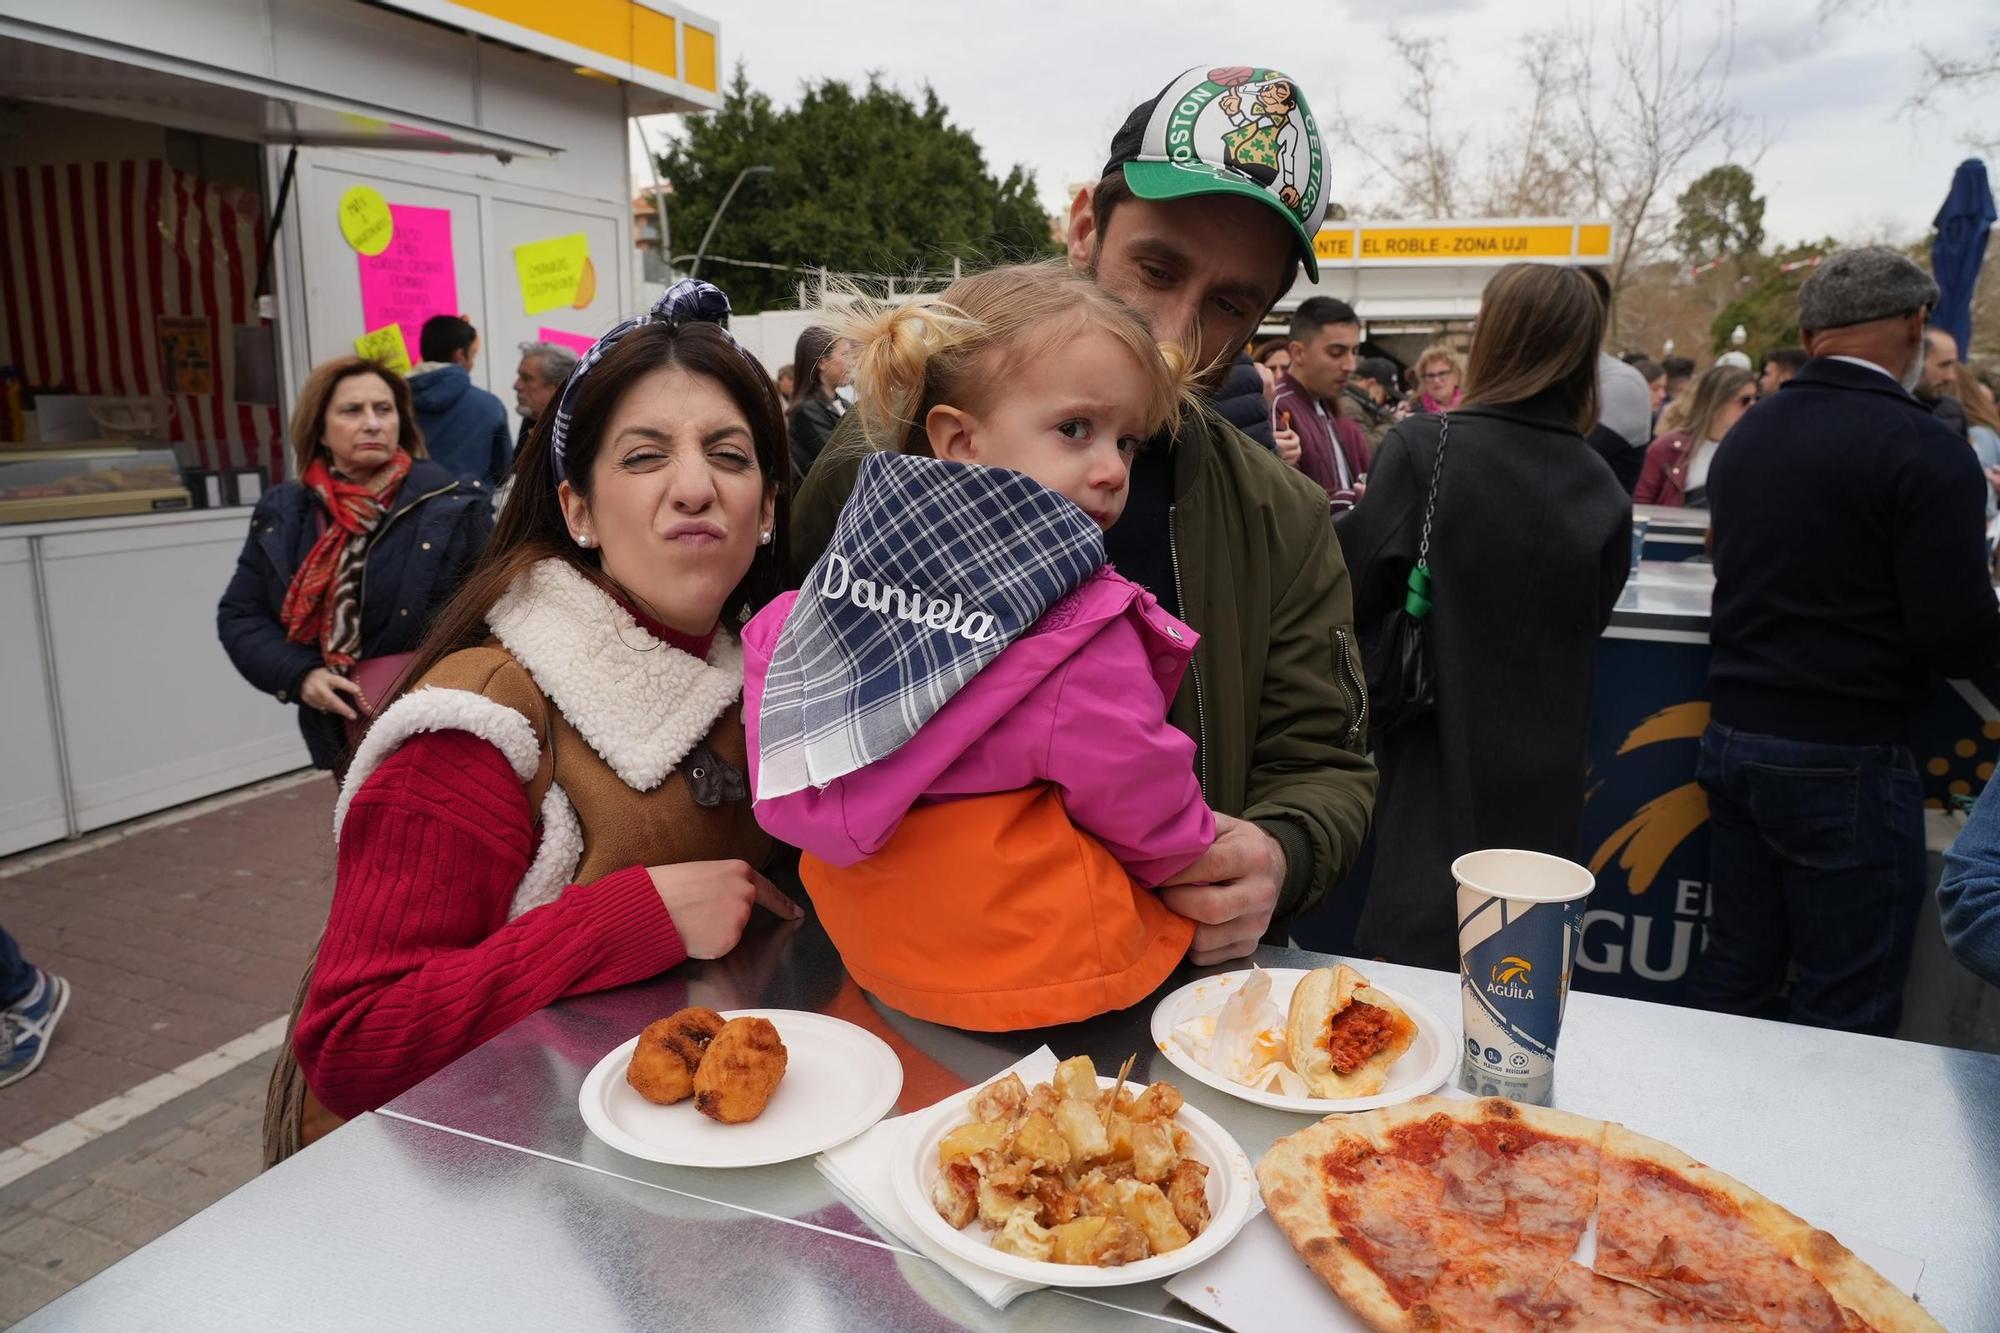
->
[[300, 667, 365, 720], [648, 860, 803, 960]]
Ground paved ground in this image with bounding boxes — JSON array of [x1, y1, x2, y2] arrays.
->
[[0, 774, 333, 1325], [0, 1054, 272, 1324]]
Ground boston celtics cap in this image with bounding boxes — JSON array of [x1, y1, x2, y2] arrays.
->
[[1103, 66, 1328, 280]]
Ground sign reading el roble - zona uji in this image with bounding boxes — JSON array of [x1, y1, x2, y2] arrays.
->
[[1314, 220, 1616, 264]]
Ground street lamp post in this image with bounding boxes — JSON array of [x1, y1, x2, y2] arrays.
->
[[690, 165, 772, 280]]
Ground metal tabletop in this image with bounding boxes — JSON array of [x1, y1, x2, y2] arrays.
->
[[1608, 558, 1715, 637], [25, 911, 2000, 1330]]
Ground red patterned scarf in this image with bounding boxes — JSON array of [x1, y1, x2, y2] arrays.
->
[[281, 451, 412, 671]]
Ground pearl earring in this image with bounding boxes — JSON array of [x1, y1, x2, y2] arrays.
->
[[759, 530, 773, 546], [576, 533, 593, 549]]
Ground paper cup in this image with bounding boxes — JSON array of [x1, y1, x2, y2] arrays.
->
[[1452, 849, 1594, 1105]]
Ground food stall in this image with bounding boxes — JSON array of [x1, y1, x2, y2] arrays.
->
[[1634, 502, 1709, 562], [0, 0, 721, 852], [1277, 218, 1617, 364], [1577, 560, 1999, 1032], [1298, 559, 2000, 1044], [16, 917, 1996, 1329]]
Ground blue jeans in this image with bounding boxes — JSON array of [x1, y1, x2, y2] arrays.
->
[[0, 926, 34, 1008], [1687, 722, 1926, 1036]]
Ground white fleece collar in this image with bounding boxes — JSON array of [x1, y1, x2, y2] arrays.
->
[[486, 559, 744, 791]]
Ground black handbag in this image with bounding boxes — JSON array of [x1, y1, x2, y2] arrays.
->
[[1363, 413, 1448, 741]]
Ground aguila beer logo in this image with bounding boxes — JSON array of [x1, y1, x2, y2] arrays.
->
[[1487, 955, 1535, 999], [1163, 68, 1323, 223]]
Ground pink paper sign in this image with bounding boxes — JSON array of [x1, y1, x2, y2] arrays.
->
[[537, 327, 598, 356], [357, 204, 458, 364]]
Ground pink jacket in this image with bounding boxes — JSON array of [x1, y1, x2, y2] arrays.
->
[[742, 568, 1215, 887]]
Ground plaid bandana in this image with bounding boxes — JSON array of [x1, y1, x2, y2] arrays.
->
[[757, 452, 1105, 799], [549, 277, 760, 484]]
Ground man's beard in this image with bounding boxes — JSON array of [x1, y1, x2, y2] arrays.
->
[[1902, 339, 1929, 395]]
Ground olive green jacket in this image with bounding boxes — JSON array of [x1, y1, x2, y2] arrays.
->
[[789, 408, 1378, 928]]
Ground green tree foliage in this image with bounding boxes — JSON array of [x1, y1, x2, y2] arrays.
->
[[1709, 239, 1839, 355], [657, 68, 1059, 311], [1675, 164, 1766, 266]]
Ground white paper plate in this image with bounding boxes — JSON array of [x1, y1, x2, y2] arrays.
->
[[892, 1072, 1258, 1288], [578, 1008, 902, 1168], [1149, 968, 1454, 1115]]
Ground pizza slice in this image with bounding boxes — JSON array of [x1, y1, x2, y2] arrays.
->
[[1592, 1122, 1943, 1332], [1529, 1261, 1761, 1328], [1258, 1097, 1608, 1331]]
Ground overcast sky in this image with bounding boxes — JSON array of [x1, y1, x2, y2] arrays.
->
[[634, 0, 1997, 250]]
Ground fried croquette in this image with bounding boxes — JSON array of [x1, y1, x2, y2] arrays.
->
[[625, 1006, 726, 1105], [692, 1016, 788, 1123]]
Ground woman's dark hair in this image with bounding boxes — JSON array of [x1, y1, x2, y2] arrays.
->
[[1462, 264, 1607, 433], [288, 357, 426, 477], [792, 326, 838, 401], [382, 322, 789, 711]]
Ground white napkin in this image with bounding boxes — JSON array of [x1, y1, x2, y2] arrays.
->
[[816, 1045, 1060, 1309]]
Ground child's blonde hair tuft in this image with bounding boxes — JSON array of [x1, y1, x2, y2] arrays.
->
[[840, 260, 1199, 455]]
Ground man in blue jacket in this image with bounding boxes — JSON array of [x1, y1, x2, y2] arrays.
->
[[409, 315, 512, 491], [1692, 247, 2000, 1036]]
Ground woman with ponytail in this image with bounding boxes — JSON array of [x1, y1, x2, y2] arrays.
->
[[270, 281, 800, 1154], [741, 261, 1216, 1031]]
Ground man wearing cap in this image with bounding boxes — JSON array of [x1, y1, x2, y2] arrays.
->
[[1692, 247, 2000, 1036], [789, 66, 1375, 965]]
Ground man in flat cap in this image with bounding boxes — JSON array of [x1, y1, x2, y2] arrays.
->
[[1690, 247, 2000, 1036]]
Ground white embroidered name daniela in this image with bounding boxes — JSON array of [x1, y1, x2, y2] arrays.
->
[[818, 553, 997, 643]]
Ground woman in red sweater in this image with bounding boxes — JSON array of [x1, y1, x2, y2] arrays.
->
[[277, 281, 798, 1142]]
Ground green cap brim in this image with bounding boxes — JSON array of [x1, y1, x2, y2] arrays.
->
[[1121, 160, 1320, 282]]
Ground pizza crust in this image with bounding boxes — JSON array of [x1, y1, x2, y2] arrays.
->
[[1255, 1117, 1417, 1332], [1347, 1093, 1606, 1148], [1600, 1124, 1944, 1332]]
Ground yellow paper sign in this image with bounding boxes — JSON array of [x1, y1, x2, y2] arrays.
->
[[515, 233, 591, 315], [340, 186, 395, 256], [354, 324, 412, 375]]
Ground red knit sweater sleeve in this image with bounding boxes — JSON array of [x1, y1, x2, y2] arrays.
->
[[294, 728, 686, 1118]]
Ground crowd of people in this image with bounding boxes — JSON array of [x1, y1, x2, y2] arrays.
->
[[18, 59, 1974, 1151]]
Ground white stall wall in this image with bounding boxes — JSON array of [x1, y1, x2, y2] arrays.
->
[[0, 536, 67, 856], [36, 514, 308, 831]]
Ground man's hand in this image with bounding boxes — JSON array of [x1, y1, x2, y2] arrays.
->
[[1273, 423, 1302, 466], [1159, 814, 1288, 965]]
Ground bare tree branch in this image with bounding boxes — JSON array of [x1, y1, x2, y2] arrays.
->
[[1903, 34, 2000, 157], [1331, 32, 1468, 217]]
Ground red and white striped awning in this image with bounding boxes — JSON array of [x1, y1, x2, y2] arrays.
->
[[0, 160, 283, 474]]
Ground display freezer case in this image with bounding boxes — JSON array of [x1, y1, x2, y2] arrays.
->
[[0, 447, 192, 523]]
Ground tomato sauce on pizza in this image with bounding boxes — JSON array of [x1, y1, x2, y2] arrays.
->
[[1257, 1097, 1941, 1332]]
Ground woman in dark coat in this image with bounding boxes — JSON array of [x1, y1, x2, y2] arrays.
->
[[1335, 264, 1633, 970], [785, 325, 854, 482], [218, 356, 490, 770]]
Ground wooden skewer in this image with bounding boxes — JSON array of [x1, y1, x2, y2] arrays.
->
[[1102, 1052, 1137, 1129]]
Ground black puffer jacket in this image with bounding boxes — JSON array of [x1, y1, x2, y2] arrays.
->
[[1211, 354, 1277, 451], [216, 458, 490, 768]]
